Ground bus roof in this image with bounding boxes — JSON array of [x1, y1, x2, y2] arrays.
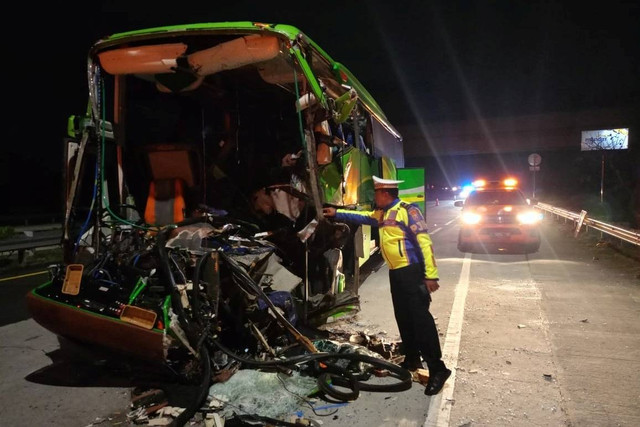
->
[[91, 21, 402, 141]]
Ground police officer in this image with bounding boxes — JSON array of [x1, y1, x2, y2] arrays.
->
[[322, 175, 451, 396]]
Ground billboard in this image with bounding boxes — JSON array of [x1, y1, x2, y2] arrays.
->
[[581, 128, 629, 151]]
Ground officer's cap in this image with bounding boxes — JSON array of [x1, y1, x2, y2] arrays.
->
[[373, 175, 404, 190]]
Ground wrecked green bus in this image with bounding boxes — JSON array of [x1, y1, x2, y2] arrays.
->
[[27, 22, 405, 366]]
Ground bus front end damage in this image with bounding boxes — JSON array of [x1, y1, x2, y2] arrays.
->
[[27, 22, 409, 424]]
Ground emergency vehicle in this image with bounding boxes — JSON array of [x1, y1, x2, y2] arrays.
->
[[455, 178, 542, 253]]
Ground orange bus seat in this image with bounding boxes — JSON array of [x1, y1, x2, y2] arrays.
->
[[144, 179, 186, 225]]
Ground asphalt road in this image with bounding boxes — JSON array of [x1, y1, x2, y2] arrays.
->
[[1, 200, 639, 426]]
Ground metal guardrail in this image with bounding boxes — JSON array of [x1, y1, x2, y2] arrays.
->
[[0, 225, 62, 262], [536, 202, 640, 247]]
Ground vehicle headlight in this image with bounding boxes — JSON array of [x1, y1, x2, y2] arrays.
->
[[517, 210, 543, 225], [461, 211, 482, 225]]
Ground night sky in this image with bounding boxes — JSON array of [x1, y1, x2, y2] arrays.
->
[[3, 0, 639, 217]]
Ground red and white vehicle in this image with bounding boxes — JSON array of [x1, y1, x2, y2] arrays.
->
[[454, 178, 542, 253]]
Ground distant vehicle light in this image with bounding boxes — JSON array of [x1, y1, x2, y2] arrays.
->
[[471, 177, 519, 190], [458, 184, 475, 199], [503, 178, 518, 187], [517, 210, 543, 225], [461, 211, 482, 225]]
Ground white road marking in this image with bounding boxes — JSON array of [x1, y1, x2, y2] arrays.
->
[[424, 251, 471, 427], [429, 218, 458, 237]]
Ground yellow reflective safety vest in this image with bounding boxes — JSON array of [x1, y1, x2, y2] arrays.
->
[[335, 199, 439, 280]]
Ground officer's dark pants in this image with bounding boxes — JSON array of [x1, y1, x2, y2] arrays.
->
[[389, 263, 446, 373]]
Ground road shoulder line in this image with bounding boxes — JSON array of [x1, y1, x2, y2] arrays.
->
[[424, 251, 471, 427]]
